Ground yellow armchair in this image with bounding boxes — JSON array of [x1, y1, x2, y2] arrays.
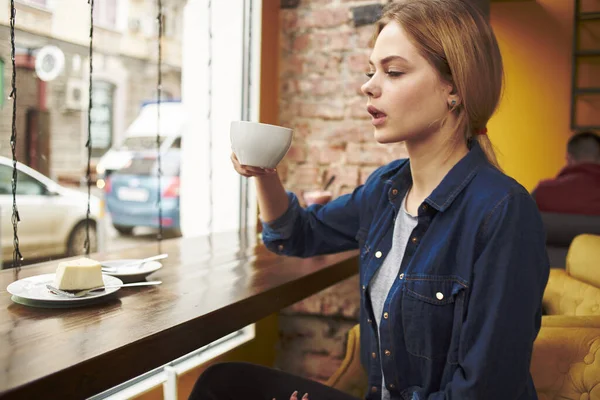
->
[[327, 235, 600, 399], [543, 234, 600, 316], [531, 315, 600, 400], [327, 318, 600, 400], [326, 324, 367, 399]]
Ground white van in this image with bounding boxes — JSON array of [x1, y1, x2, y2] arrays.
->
[[96, 101, 185, 180]]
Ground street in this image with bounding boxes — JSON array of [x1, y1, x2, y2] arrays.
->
[[89, 185, 170, 253]]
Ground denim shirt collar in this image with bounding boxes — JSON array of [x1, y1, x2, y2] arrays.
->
[[381, 140, 490, 213]]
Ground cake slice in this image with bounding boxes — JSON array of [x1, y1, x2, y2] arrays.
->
[[53, 257, 104, 291]]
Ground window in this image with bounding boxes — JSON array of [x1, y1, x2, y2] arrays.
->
[[118, 150, 180, 177], [119, 136, 168, 151], [0, 59, 4, 109], [93, 0, 117, 29], [170, 137, 181, 149], [0, 166, 46, 196], [90, 80, 115, 157]]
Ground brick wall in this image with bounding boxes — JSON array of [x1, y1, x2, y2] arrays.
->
[[275, 0, 408, 383]]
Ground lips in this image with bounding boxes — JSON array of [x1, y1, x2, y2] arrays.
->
[[367, 105, 387, 126]]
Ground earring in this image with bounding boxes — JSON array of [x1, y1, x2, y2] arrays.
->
[[450, 100, 457, 107]]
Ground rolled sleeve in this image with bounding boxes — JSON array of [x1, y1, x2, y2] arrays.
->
[[260, 185, 367, 258], [261, 192, 299, 241]]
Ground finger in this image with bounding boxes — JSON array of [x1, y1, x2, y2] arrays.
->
[[243, 166, 277, 175], [242, 165, 269, 173], [241, 168, 269, 177], [302, 394, 309, 400], [290, 390, 298, 400]]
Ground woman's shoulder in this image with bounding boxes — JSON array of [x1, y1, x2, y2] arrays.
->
[[473, 164, 531, 197], [468, 164, 539, 219]]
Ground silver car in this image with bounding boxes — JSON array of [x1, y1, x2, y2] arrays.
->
[[0, 157, 102, 266]]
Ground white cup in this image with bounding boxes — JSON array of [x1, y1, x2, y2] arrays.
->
[[230, 121, 293, 169]]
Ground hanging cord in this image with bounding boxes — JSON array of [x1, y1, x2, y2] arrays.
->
[[207, 0, 213, 235], [9, 0, 23, 279], [156, 0, 163, 250], [84, 0, 94, 256]]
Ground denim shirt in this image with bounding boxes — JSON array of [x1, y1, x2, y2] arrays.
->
[[262, 142, 549, 400]]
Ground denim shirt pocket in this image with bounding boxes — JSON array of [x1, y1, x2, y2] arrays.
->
[[401, 276, 467, 363]]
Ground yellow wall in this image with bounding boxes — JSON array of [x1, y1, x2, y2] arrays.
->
[[490, 0, 574, 191]]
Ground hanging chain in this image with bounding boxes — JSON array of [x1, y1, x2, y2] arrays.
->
[[207, 0, 213, 235], [84, 0, 94, 255], [156, 0, 163, 248], [9, 0, 23, 278]]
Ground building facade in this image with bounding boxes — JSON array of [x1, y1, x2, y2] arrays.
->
[[0, 0, 183, 182]]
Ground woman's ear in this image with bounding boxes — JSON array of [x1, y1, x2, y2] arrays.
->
[[448, 94, 461, 109], [446, 82, 461, 108]]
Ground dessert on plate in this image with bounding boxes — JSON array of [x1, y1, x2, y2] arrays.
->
[[53, 257, 104, 291]]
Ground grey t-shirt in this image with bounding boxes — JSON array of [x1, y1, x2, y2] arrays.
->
[[369, 195, 418, 400]]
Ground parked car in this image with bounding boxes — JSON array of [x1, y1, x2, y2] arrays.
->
[[0, 157, 102, 265], [95, 101, 184, 183], [105, 150, 180, 236]]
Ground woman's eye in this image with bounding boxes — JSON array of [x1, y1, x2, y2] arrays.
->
[[387, 71, 403, 77], [365, 72, 375, 79]]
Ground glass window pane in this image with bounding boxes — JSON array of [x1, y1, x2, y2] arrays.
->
[[90, 81, 115, 154], [0, 166, 45, 196], [0, 59, 4, 109]]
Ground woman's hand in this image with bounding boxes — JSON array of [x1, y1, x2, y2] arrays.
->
[[230, 152, 277, 178], [272, 390, 309, 400]]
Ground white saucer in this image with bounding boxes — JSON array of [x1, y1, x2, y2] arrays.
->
[[100, 259, 163, 283], [7, 273, 122, 307]]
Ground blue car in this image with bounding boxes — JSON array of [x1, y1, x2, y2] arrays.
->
[[105, 150, 181, 236]]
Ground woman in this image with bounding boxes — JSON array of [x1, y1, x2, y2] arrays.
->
[[190, 0, 549, 399]]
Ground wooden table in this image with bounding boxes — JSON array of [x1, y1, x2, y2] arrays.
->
[[0, 230, 359, 399]]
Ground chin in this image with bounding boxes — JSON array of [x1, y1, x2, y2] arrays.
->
[[373, 126, 408, 144]]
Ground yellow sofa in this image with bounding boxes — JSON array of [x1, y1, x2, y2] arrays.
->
[[543, 234, 600, 316], [328, 318, 600, 400], [326, 234, 600, 399]]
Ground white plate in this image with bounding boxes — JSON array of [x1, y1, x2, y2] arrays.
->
[[100, 260, 162, 282], [7, 273, 123, 304]]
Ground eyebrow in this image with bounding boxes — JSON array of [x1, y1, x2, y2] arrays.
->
[[368, 55, 409, 66]]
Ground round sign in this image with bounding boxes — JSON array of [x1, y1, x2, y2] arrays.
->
[[35, 45, 65, 82]]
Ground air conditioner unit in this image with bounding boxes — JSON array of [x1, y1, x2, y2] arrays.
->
[[65, 79, 88, 110]]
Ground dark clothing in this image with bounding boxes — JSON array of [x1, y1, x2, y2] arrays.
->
[[262, 142, 549, 400], [533, 163, 600, 215], [189, 362, 359, 400]]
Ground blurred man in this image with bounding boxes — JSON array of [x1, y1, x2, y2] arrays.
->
[[533, 131, 600, 215]]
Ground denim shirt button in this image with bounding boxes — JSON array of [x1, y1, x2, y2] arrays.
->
[[278, 244, 284, 251], [391, 188, 398, 196], [383, 312, 389, 319], [371, 352, 377, 359], [362, 285, 366, 291], [411, 237, 418, 244], [389, 384, 395, 389], [371, 386, 378, 393], [375, 251, 383, 258], [398, 273, 405, 280], [384, 349, 391, 356], [436, 292, 444, 300]]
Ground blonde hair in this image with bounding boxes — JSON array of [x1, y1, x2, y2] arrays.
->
[[375, 0, 504, 168]]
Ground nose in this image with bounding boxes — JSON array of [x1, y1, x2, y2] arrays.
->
[[361, 75, 381, 98]]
